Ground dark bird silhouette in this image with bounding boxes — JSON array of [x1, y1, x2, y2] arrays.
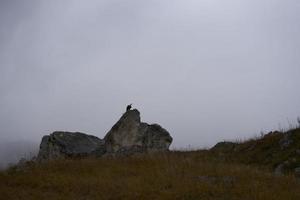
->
[[126, 104, 132, 111]]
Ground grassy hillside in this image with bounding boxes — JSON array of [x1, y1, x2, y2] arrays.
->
[[1, 152, 300, 200], [211, 127, 300, 175], [1, 127, 300, 199]]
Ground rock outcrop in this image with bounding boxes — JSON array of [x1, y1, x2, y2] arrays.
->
[[211, 142, 237, 153], [104, 109, 172, 154], [37, 109, 173, 160], [37, 132, 105, 161]]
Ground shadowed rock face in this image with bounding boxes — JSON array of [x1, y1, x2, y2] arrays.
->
[[37, 109, 173, 160], [37, 132, 105, 161], [104, 109, 172, 154], [144, 124, 173, 151]]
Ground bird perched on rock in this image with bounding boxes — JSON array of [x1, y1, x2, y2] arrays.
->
[[126, 104, 132, 111]]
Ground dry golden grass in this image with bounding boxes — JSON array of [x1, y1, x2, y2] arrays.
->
[[0, 151, 300, 200]]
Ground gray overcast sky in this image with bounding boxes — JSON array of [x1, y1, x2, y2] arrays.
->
[[0, 0, 300, 151]]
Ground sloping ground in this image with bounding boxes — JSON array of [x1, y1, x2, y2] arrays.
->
[[1, 152, 300, 200], [211, 127, 300, 175]]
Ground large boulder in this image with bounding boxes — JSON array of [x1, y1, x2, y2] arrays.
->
[[104, 109, 172, 154], [37, 132, 105, 161], [36, 109, 173, 160]]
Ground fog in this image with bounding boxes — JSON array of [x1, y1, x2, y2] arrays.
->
[[0, 0, 300, 167]]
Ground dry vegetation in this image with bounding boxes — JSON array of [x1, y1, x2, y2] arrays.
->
[[1, 151, 300, 200], [211, 127, 300, 172], [1, 127, 300, 199]]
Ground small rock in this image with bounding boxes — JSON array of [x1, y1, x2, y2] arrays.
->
[[279, 133, 293, 149], [274, 164, 284, 176], [211, 142, 237, 152], [294, 167, 300, 177], [274, 160, 290, 176]]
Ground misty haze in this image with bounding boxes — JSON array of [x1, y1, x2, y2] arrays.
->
[[0, 0, 300, 170]]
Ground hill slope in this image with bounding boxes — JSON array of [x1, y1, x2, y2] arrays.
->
[[1, 152, 300, 200], [211, 127, 300, 176], [1, 128, 300, 199]]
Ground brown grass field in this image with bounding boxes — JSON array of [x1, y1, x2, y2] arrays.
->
[[1, 151, 300, 200]]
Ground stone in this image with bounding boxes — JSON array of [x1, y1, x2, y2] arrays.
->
[[294, 167, 300, 177], [274, 163, 285, 176], [211, 141, 237, 152], [274, 160, 290, 176], [104, 109, 172, 154], [37, 132, 105, 161], [144, 124, 173, 152], [279, 133, 293, 149], [36, 109, 173, 160]]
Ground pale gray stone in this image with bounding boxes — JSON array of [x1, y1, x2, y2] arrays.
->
[[104, 109, 172, 154], [279, 133, 293, 149]]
